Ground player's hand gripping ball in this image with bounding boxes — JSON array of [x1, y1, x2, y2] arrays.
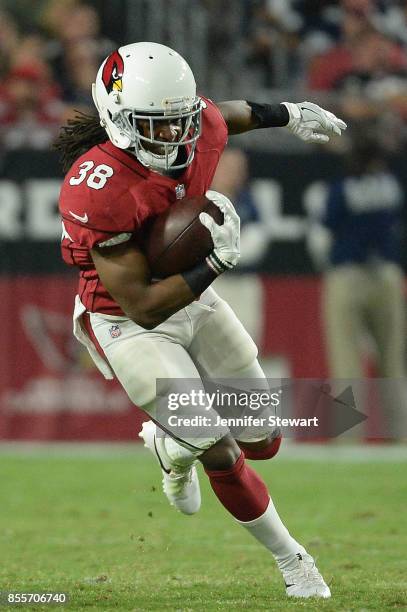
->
[[199, 190, 240, 269], [144, 193, 224, 278]]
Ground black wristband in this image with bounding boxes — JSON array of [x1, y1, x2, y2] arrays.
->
[[247, 101, 289, 128], [181, 253, 228, 296]]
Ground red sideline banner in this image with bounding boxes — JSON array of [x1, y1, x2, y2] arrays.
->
[[0, 275, 385, 441], [261, 276, 328, 378], [0, 276, 145, 440]]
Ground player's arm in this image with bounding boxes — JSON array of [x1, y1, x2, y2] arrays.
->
[[91, 242, 197, 329], [217, 100, 347, 142], [91, 191, 240, 330], [217, 100, 287, 134]]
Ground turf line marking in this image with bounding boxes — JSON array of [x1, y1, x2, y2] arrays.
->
[[0, 441, 406, 461]]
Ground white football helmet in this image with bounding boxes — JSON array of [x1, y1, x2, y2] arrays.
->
[[92, 42, 202, 171]]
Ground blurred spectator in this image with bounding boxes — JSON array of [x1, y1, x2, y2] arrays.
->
[[60, 39, 100, 108], [9, 32, 46, 73], [301, 0, 407, 56], [1, 0, 56, 34], [245, 0, 304, 87], [296, 1, 341, 58], [307, 7, 406, 89], [39, 0, 81, 37], [210, 147, 271, 267], [202, 0, 247, 96], [338, 28, 407, 121], [0, 59, 64, 149], [319, 134, 406, 439], [371, 1, 407, 47], [308, 12, 407, 148], [306, 3, 407, 128], [241, 0, 407, 102], [0, 11, 20, 79], [0, 7, 70, 148], [244, 1, 366, 88], [44, 3, 115, 109]]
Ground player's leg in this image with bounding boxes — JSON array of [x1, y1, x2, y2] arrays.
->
[[188, 291, 330, 597], [365, 263, 407, 439], [322, 266, 366, 378], [188, 293, 281, 460], [195, 417, 330, 598], [83, 299, 330, 597], [83, 310, 220, 514], [322, 266, 371, 440], [367, 263, 405, 377]]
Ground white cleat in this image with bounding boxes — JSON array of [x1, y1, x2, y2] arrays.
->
[[139, 420, 201, 515], [280, 552, 331, 599]]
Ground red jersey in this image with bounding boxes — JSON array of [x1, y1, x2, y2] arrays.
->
[[59, 97, 228, 315]]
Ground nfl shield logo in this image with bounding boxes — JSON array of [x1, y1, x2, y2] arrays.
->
[[175, 183, 186, 199], [109, 325, 121, 338]]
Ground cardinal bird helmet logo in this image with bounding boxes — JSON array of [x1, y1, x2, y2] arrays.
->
[[102, 50, 124, 93]]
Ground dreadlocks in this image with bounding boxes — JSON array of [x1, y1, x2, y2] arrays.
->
[[54, 111, 107, 172]]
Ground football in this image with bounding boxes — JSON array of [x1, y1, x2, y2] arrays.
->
[[143, 194, 223, 278]]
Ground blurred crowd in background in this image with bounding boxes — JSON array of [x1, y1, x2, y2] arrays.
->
[[0, 0, 115, 149], [0, 0, 407, 150]]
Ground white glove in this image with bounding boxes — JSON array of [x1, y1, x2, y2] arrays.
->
[[282, 101, 347, 143], [199, 190, 240, 271]]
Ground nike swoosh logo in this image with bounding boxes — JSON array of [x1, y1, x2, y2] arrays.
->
[[69, 211, 88, 223], [301, 106, 317, 113], [301, 106, 320, 117], [153, 436, 171, 474]]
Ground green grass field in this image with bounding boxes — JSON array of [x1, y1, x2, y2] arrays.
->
[[0, 444, 406, 611]]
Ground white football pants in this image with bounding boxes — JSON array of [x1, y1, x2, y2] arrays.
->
[[77, 287, 273, 453]]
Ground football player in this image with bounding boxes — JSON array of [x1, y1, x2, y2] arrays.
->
[[56, 42, 346, 599]]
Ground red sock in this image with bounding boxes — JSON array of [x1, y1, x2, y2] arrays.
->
[[204, 452, 269, 521], [238, 435, 282, 461]]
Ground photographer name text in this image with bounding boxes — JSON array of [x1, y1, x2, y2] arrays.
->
[[167, 415, 319, 428]]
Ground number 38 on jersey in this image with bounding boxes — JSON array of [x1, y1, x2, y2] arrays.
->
[[69, 161, 114, 190]]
